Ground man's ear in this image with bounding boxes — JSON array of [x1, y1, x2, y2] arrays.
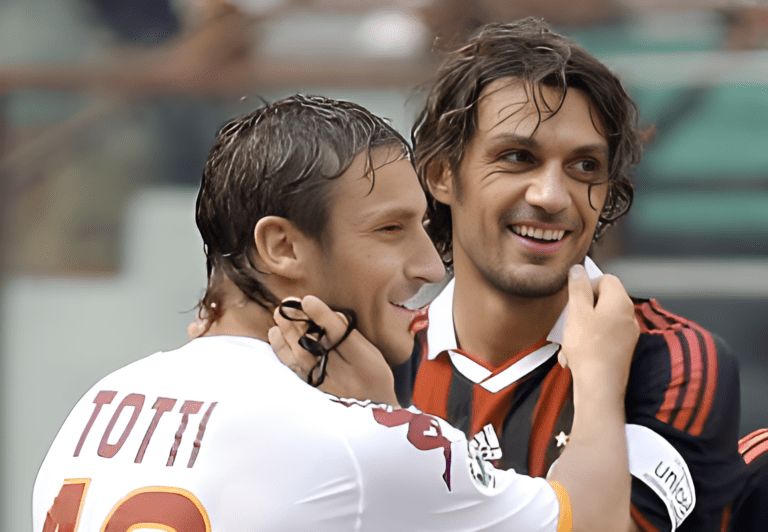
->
[[253, 216, 315, 280], [426, 161, 455, 206]]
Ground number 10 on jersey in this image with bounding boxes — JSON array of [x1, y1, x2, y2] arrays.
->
[[43, 479, 210, 532]]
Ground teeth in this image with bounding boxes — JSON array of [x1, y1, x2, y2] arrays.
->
[[512, 225, 566, 242]]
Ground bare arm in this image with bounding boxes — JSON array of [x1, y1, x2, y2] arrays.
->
[[546, 265, 640, 532]]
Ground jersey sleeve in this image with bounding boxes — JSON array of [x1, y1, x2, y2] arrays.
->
[[331, 398, 569, 532], [625, 299, 749, 532]]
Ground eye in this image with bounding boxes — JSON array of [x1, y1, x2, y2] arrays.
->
[[377, 224, 403, 233], [501, 150, 534, 164], [570, 158, 607, 183], [573, 159, 598, 172]]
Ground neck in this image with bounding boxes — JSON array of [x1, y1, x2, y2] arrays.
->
[[202, 276, 276, 342], [451, 261, 568, 368], [204, 300, 275, 341]]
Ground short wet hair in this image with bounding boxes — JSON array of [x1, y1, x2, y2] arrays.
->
[[196, 94, 410, 319]]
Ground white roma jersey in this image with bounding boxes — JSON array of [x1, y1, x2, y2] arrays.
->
[[33, 336, 570, 531]]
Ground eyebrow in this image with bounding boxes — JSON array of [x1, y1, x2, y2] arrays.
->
[[486, 133, 609, 159], [364, 205, 424, 223], [355, 204, 425, 230]]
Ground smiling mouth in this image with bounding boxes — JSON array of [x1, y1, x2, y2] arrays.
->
[[510, 224, 567, 243], [392, 301, 423, 314]]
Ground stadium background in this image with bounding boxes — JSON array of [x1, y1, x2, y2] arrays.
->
[[0, 1, 766, 531]]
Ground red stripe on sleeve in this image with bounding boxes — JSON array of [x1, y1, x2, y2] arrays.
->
[[739, 428, 768, 455], [720, 504, 731, 532], [740, 429, 768, 465], [656, 330, 685, 425], [744, 440, 768, 466], [688, 326, 718, 436], [528, 365, 571, 478], [639, 301, 672, 332], [630, 503, 662, 532], [648, 300, 719, 437], [672, 328, 703, 432]]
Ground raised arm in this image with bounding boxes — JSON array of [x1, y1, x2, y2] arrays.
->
[[547, 265, 640, 532]]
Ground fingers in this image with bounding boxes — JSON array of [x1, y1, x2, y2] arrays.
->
[[187, 309, 211, 340], [300, 296, 355, 353], [273, 299, 310, 343], [187, 320, 206, 340], [272, 296, 397, 404], [272, 301, 319, 376], [268, 326, 303, 378]]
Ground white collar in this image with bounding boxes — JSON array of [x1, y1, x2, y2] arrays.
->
[[425, 257, 604, 361]]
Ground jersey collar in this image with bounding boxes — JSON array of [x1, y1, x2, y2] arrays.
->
[[425, 257, 604, 361]]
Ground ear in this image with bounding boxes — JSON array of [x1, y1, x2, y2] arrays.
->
[[426, 161, 455, 206], [253, 216, 316, 281]]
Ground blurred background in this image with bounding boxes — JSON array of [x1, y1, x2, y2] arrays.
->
[[1, 0, 766, 530]]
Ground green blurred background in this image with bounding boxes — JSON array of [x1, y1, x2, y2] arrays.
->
[[1, 1, 766, 531]]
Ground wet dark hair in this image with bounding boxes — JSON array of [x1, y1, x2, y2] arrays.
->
[[412, 18, 645, 264], [196, 94, 410, 321]]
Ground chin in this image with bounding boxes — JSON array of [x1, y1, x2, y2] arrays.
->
[[380, 340, 414, 368], [493, 269, 569, 298]]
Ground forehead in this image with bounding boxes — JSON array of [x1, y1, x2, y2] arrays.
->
[[475, 77, 607, 141], [326, 147, 425, 228]]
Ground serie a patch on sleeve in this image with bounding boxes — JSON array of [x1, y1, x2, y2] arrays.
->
[[626, 424, 696, 531]]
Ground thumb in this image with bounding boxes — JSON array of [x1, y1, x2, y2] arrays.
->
[[567, 264, 594, 312]]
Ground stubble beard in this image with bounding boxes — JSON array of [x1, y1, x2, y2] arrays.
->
[[487, 266, 569, 299], [476, 249, 588, 299]]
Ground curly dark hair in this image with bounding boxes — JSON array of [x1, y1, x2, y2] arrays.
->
[[195, 94, 411, 322], [412, 18, 645, 264]]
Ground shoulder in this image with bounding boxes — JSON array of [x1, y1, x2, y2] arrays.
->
[[628, 297, 738, 438], [631, 297, 735, 373]]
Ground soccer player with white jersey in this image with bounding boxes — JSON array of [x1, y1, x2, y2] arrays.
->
[[33, 94, 640, 532]]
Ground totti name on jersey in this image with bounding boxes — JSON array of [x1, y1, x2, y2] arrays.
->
[[74, 390, 217, 468]]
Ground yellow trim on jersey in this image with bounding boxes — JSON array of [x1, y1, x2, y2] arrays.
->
[[100, 486, 211, 532], [548, 481, 573, 532], [127, 524, 176, 532], [63, 478, 91, 532]]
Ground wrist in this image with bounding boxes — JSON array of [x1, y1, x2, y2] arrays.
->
[[572, 372, 627, 413]]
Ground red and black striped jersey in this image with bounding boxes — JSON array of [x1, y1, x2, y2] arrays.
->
[[394, 277, 750, 532], [727, 429, 768, 531]]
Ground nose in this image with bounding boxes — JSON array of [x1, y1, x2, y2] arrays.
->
[[406, 227, 446, 285], [525, 162, 573, 213]]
